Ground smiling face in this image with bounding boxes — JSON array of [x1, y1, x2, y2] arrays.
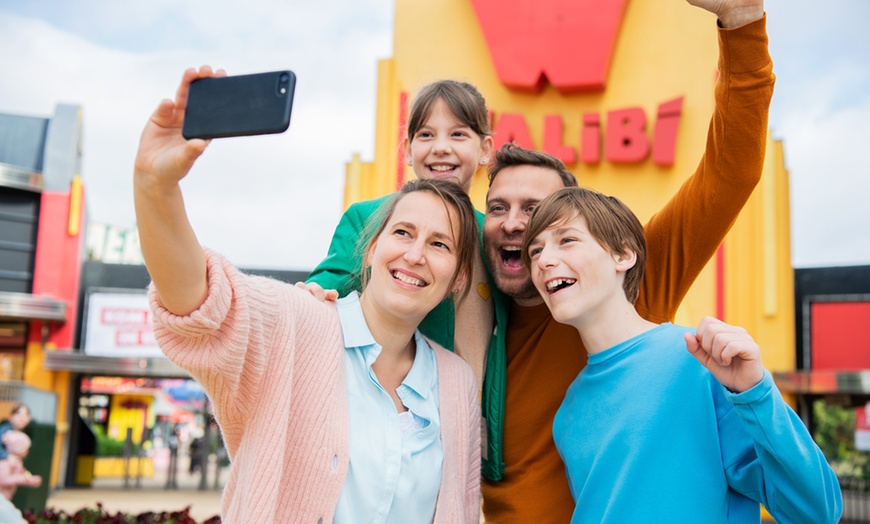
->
[[361, 190, 463, 325], [521, 186, 647, 329], [404, 98, 493, 192], [483, 165, 566, 305], [526, 214, 635, 327]]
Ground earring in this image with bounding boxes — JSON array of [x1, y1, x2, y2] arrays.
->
[[480, 158, 489, 165], [406, 157, 413, 165]]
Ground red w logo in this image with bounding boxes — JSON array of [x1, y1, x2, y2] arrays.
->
[[469, 0, 629, 93]]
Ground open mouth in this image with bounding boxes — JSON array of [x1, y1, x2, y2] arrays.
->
[[500, 246, 524, 270], [545, 278, 576, 294], [392, 270, 427, 287]]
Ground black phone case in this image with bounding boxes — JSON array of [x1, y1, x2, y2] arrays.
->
[[182, 70, 296, 140]]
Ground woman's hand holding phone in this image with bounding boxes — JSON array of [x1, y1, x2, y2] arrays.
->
[[136, 66, 226, 187]]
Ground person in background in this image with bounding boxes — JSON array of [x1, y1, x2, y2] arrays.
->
[[0, 430, 42, 524], [166, 424, 180, 489], [0, 403, 31, 461], [188, 435, 203, 475]]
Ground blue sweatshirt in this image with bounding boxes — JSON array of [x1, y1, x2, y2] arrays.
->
[[553, 323, 842, 523]]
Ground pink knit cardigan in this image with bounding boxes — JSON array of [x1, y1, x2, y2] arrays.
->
[[150, 251, 481, 523]]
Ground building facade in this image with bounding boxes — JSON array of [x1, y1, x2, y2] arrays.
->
[[345, 0, 795, 372]]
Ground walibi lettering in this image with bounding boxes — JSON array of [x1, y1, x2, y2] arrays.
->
[[492, 97, 683, 166]]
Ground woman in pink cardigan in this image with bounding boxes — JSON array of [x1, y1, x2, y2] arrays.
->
[[134, 66, 481, 523]]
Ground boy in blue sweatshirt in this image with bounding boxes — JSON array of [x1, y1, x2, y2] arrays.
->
[[521, 186, 842, 523]]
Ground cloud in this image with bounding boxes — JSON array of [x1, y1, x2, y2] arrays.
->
[[0, 4, 394, 271], [780, 92, 870, 267], [2, 1, 869, 270], [765, 0, 870, 267]]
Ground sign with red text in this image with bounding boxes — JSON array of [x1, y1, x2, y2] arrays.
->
[[490, 97, 683, 167], [82, 290, 161, 358], [395, 0, 683, 176]]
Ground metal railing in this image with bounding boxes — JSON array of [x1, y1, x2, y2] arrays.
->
[[841, 476, 870, 522]]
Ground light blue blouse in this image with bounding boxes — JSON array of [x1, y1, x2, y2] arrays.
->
[[333, 292, 443, 524]]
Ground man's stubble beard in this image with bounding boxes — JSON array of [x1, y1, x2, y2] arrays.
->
[[484, 248, 540, 302]]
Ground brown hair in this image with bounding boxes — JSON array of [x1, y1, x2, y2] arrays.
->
[[521, 186, 646, 303], [406, 80, 491, 140], [359, 177, 478, 300], [488, 143, 578, 188]]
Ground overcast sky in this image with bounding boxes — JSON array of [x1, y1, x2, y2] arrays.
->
[[0, 0, 867, 271]]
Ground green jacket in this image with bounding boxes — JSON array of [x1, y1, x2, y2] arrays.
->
[[307, 194, 510, 480]]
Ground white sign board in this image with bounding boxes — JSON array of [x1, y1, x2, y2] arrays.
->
[[83, 290, 162, 358], [86, 223, 144, 265], [856, 404, 870, 452]]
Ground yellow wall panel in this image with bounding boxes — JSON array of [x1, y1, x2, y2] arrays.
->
[[347, 0, 793, 369]]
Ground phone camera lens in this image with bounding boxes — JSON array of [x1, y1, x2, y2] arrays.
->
[[280, 73, 289, 83]]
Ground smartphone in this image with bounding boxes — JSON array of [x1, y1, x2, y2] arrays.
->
[[182, 70, 296, 140]]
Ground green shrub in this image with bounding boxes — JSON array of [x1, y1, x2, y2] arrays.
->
[[92, 425, 140, 458], [813, 399, 870, 483]]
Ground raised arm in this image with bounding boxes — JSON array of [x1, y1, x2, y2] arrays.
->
[[134, 66, 225, 315], [638, 0, 773, 322], [687, 0, 764, 29]]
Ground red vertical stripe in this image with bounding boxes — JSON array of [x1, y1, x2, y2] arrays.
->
[[30, 190, 85, 348], [396, 91, 408, 191], [715, 243, 725, 321]]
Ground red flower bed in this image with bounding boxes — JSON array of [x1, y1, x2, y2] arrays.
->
[[22, 503, 221, 523]]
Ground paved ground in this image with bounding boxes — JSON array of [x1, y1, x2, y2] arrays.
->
[[44, 455, 223, 522]]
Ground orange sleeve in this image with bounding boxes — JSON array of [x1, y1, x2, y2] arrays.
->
[[637, 15, 775, 323]]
